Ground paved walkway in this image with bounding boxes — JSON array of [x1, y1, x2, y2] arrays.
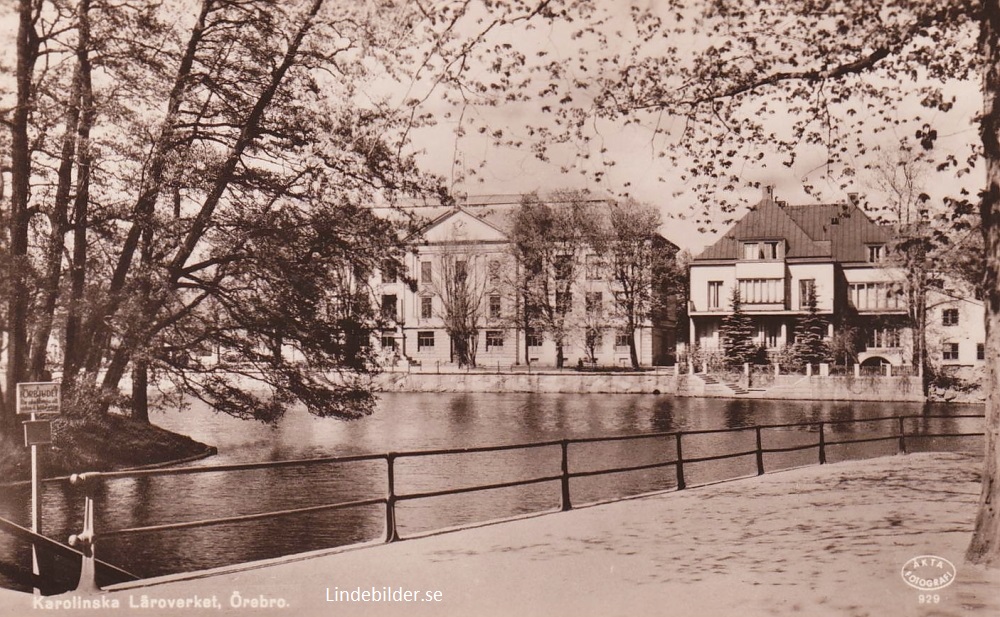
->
[[2, 452, 997, 617]]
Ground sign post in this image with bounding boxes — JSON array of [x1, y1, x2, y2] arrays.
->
[[17, 382, 60, 593]]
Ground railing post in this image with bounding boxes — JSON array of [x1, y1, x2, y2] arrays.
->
[[560, 440, 572, 511], [898, 416, 908, 454], [755, 427, 765, 475], [675, 433, 686, 490], [818, 422, 827, 465], [385, 454, 400, 543], [68, 473, 100, 593]]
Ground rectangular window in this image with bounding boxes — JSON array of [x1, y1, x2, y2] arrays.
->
[[867, 327, 901, 348], [615, 331, 630, 348], [978, 343, 985, 361], [555, 291, 572, 314], [942, 308, 959, 326], [742, 241, 781, 260], [867, 244, 887, 263], [585, 254, 603, 280], [381, 294, 397, 322], [489, 294, 501, 319], [942, 342, 959, 361], [848, 282, 903, 311], [485, 330, 504, 351], [526, 329, 543, 348], [380, 334, 397, 350], [421, 261, 432, 283], [454, 260, 467, 284], [798, 279, 815, 310], [708, 281, 722, 310], [737, 278, 783, 304], [420, 296, 433, 319], [382, 260, 398, 283], [417, 331, 435, 351], [554, 255, 573, 280], [585, 291, 603, 316], [488, 259, 501, 284]]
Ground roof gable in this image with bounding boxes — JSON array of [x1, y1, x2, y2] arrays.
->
[[418, 207, 508, 243], [696, 197, 830, 260], [784, 202, 892, 263], [695, 194, 891, 264]]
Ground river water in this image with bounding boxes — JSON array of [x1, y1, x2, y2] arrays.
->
[[0, 393, 984, 584]]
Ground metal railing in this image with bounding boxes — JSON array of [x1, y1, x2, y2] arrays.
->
[[48, 412, 986, 591], [0, 515, 138, 595]]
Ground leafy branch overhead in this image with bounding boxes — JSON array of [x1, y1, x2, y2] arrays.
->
[[0, 0, 553, 428]]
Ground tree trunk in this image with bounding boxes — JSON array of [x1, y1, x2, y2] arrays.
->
[[28, 0, 91, 378], [4, 0, 38, 441], [967, 0, 1000, 566], [63, 0, 95, 384], [131, 358, 149, 424], [79, 0, 213, 377], [628, 326, 640, 369]]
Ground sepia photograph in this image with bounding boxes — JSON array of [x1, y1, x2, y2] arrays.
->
[[0, 0, 999, 615]]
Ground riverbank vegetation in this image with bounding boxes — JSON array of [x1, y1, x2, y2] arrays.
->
[[0, 414, 214, 483]]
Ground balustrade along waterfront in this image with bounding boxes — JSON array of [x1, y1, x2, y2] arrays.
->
[[0, 393, 986, 593]]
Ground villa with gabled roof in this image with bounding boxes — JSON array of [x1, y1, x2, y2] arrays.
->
[[688, 186, 912, 366]]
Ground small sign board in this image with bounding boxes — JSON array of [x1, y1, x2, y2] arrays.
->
[[16, 382, 61, 415], [23, 420, 52, 447]]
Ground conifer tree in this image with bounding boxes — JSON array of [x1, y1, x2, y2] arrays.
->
[[792, 286, 830, 368], [720, 288, 756, 367]]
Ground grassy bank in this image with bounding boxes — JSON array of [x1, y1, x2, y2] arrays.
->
[[0, 413, 215, 482]]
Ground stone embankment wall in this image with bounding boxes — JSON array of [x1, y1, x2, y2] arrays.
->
[[374, 371, 676, 394], [375, 370, 925, 401], [753, 375, 924, 402]]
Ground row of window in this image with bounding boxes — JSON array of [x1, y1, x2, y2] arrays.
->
[[706, 279, 911, 312], [738, 278, 784, 304], [390, 292, 613, 321], [408, 330, 633, 352], [943, 342, 986, 362], [707, 279, 815, 309], [386, 254, 613, 286], [738, 241, 887, 263], [848, 282, 904, 311]]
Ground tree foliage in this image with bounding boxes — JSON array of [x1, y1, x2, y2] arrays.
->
[[591, 199, 679, 368], [790, 286, 830, 368], [720, 288, 756, 367], [1, 0, 562, 430], [508, 190, 600, 368], [431, 247, 492, 368]]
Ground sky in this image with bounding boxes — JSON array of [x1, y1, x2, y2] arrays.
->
[[0, 1, 984, 255], [394, 2, 984, 254]]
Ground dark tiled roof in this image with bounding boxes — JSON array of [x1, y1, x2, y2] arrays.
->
[[695, 195, 890, 264], [783, 203, 891, 263]]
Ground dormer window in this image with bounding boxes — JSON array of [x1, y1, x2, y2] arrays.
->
[[742, 240, 783, 261], [867, 244, 887, 263]]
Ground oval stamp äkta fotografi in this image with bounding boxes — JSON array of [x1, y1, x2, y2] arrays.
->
[[901, 555, 957, 591]]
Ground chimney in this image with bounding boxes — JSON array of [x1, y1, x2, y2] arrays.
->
[[763, 184, 775, 201]]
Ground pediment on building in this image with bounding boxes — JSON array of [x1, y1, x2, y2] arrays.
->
[[419, 208, 508, 243]]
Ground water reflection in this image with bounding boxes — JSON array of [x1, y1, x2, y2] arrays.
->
[[0, 393, 983, 588]]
